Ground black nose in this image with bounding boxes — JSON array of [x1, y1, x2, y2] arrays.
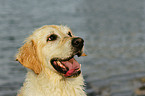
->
[[72, 37, 84, 50]]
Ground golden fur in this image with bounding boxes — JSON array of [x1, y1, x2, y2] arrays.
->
[[16, 25, 86, 96]]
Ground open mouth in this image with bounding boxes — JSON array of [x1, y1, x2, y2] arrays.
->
[[51, 54, 81, 77]]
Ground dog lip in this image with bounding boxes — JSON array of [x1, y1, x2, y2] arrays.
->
[[76, 52, 82, 57], [51, 55, 74, 62]]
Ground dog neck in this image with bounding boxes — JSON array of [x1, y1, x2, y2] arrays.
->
[[19, 69, 86, 96]]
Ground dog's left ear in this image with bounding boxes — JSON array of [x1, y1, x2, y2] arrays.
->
[[16, 40, 41, 75]]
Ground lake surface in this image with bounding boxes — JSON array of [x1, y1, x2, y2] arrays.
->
[[0, 0, 145, 96]]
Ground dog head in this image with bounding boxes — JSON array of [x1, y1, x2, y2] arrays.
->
[[16, 25, 85, 77]]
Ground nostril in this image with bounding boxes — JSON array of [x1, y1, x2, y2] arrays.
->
[[74, 40, 80, 46], [72, 38, 84, 49]]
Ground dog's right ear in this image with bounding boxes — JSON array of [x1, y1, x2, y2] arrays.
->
[[16, 40, 41, 75]]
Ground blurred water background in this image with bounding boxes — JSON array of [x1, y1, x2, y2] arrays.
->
[[1, 0, 145, 96]]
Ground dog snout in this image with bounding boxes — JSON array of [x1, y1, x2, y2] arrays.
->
[[72, 37, 84, 50]]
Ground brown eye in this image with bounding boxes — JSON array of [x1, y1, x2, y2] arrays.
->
[[47, 34, 57, 41], [68, 32, 72, 37]]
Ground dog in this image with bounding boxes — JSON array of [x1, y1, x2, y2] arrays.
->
[[16, 25, 86, 96]]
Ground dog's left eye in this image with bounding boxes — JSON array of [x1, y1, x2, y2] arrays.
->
[[47, 34, 57, 41]]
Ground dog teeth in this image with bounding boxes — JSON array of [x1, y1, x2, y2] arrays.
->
[[57, 61, 65, 69]]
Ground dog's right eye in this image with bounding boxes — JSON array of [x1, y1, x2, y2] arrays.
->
[[47, 34, 57, 41], [68, 32, 72, 37]]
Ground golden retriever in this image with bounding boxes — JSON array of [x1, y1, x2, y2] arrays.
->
[[16, 25, 86, 96]]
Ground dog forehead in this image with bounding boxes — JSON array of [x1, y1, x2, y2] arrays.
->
[[34, 25, 71, 36], [48, 25, 72, 36], [57, 25, 71, 33]]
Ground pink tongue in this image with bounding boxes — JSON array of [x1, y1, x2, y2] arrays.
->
[[61, 58, 80, 77], [64, 69, 76, 77]]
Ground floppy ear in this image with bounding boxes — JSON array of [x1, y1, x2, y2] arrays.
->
[[16, 40, 41, 75]]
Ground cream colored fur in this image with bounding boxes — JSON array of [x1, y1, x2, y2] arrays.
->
[[16, 25, 86, 96]]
